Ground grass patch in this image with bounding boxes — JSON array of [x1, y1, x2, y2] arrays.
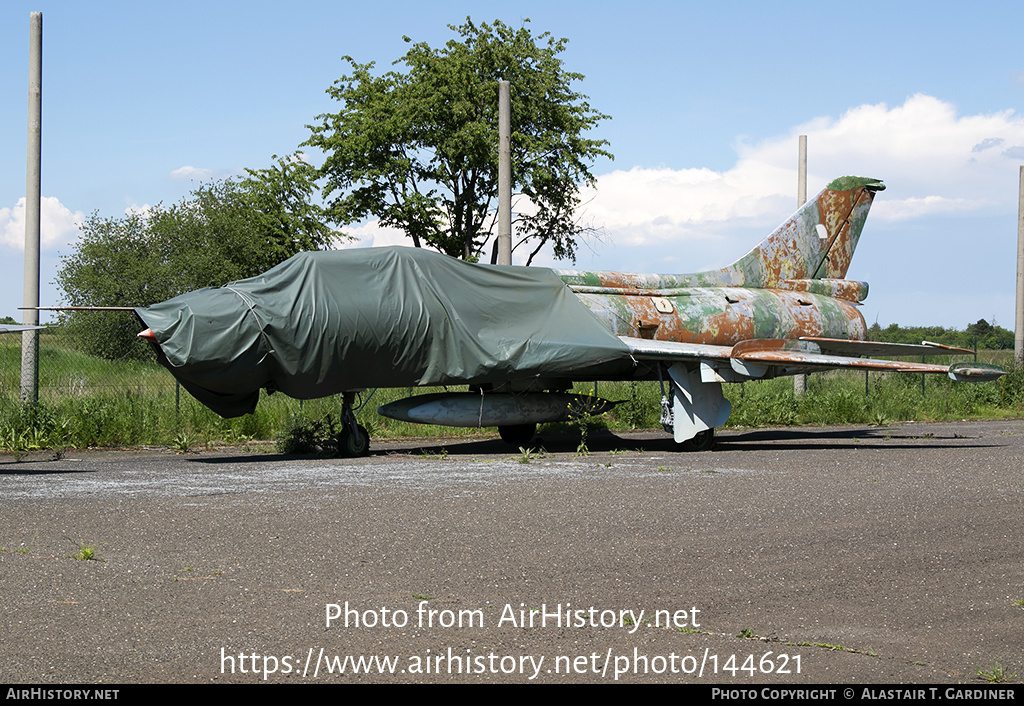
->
[[516, 447, 543, 464], [977, 662, 1017, 683], [2, 334, 1021, 451], [67, 539, 103, 561]]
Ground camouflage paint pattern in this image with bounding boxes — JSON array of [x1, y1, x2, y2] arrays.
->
[[558, 177, 881, 290], [557, 177, 882, 348], [573, 287, 866, 347]]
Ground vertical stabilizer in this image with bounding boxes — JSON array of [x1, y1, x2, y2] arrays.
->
[[556, 176, 884, 296], [724, 176, 884, 288]]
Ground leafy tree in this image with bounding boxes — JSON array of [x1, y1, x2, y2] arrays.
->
[[56, 157, 339, 359], [965, 319, 1014, 350], [238, 153, 338, 261], [305, 17, 612, 264], [867, 319, 1014, 350]]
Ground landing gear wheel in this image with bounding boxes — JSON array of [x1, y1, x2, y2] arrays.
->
[[679, 428, 714, 452], [339, 424, 370, 457], [499, 423, 537, 446], [338, 390, 370, 457]]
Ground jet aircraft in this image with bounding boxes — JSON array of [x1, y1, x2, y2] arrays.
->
[[134, 176, 1003, 456]]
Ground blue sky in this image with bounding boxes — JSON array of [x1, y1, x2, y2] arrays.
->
[[2, 0, 1023, 329]]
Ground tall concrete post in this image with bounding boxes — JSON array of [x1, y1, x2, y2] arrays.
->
[[496, 80, 512, 266], [1015, 165, 1024, 365], [794, 135, 808, 396], [21, 11, 42, 404]]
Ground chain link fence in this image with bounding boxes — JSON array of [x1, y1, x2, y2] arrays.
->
[[1, 322, 174, 404], [2, 313, 1021, 451]]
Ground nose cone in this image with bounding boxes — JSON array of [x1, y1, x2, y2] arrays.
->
[[135, 288, 273, 417]]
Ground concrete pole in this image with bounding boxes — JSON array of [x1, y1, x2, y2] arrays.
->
[[794, 135, 808, 396], [797, 135, 807, 206], [496, 80, 512, 266], [21, 11, 42, 404], [1015, 165, 1024, 365]]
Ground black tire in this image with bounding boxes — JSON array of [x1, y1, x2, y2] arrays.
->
[[498, 423, 537, 446], [340, 424, 370, 457], [678, 428, 714, 452]]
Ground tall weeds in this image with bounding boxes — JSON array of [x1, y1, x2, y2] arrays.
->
[[2, 358, 1021, 452]]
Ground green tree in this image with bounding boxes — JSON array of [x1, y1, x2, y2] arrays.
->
[[868, 319, 1014, 350], [56, 158, 339, 359], [965, 319, 1014, 350], [305, 17, 612, 264], [238, 153, 338, 261]]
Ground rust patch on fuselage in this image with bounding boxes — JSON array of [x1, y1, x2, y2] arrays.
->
[[574, 287, 866, 347]]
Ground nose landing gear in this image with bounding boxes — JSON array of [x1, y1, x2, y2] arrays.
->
[[339, 391, 370, 457]]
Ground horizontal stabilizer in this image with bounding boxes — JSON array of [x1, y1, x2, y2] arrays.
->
[[801, 337, 974, 357]]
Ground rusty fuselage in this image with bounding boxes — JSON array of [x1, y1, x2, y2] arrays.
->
[[565, 284, 865, 349]]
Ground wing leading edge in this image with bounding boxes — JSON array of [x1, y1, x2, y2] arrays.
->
[[620, 336, 1004, 382]]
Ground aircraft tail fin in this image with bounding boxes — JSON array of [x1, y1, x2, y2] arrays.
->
[[556, 176, 883, 298], [725, 176, 884, 289]]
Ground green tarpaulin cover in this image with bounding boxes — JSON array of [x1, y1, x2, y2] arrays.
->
[[136, 247, 632, 417]]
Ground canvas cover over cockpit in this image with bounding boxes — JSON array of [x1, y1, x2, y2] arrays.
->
[[135, 247, 632, 417]]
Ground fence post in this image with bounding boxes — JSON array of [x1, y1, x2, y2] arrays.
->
[[921, 356, 926, 397]]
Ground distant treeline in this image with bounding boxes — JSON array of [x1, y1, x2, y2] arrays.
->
[[867, 319, 1015, 350], [2, 314, 1016, 351]]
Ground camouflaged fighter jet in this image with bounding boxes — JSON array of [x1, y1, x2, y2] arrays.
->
[[134, 176, 1003, 456]]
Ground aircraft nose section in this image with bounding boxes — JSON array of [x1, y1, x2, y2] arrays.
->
[[134, 289, 276, 417]]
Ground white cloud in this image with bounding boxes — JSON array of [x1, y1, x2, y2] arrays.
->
[[337, 220, 412, 249], [581, 94, 1024, 253], [169, 165, 213, 180], [0, 196, 84, 251], [580, 166, 790, 246], [124, 203, 154, 218], [786, 95, 1024, 197], [324, 94, 1024, 297], [871, 195, 980, 222], [972, 137, 1004, 153]]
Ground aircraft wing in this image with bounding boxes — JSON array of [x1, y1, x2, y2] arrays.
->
[[799, 337, 974, 357], [620, 336, 1004, 382]]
